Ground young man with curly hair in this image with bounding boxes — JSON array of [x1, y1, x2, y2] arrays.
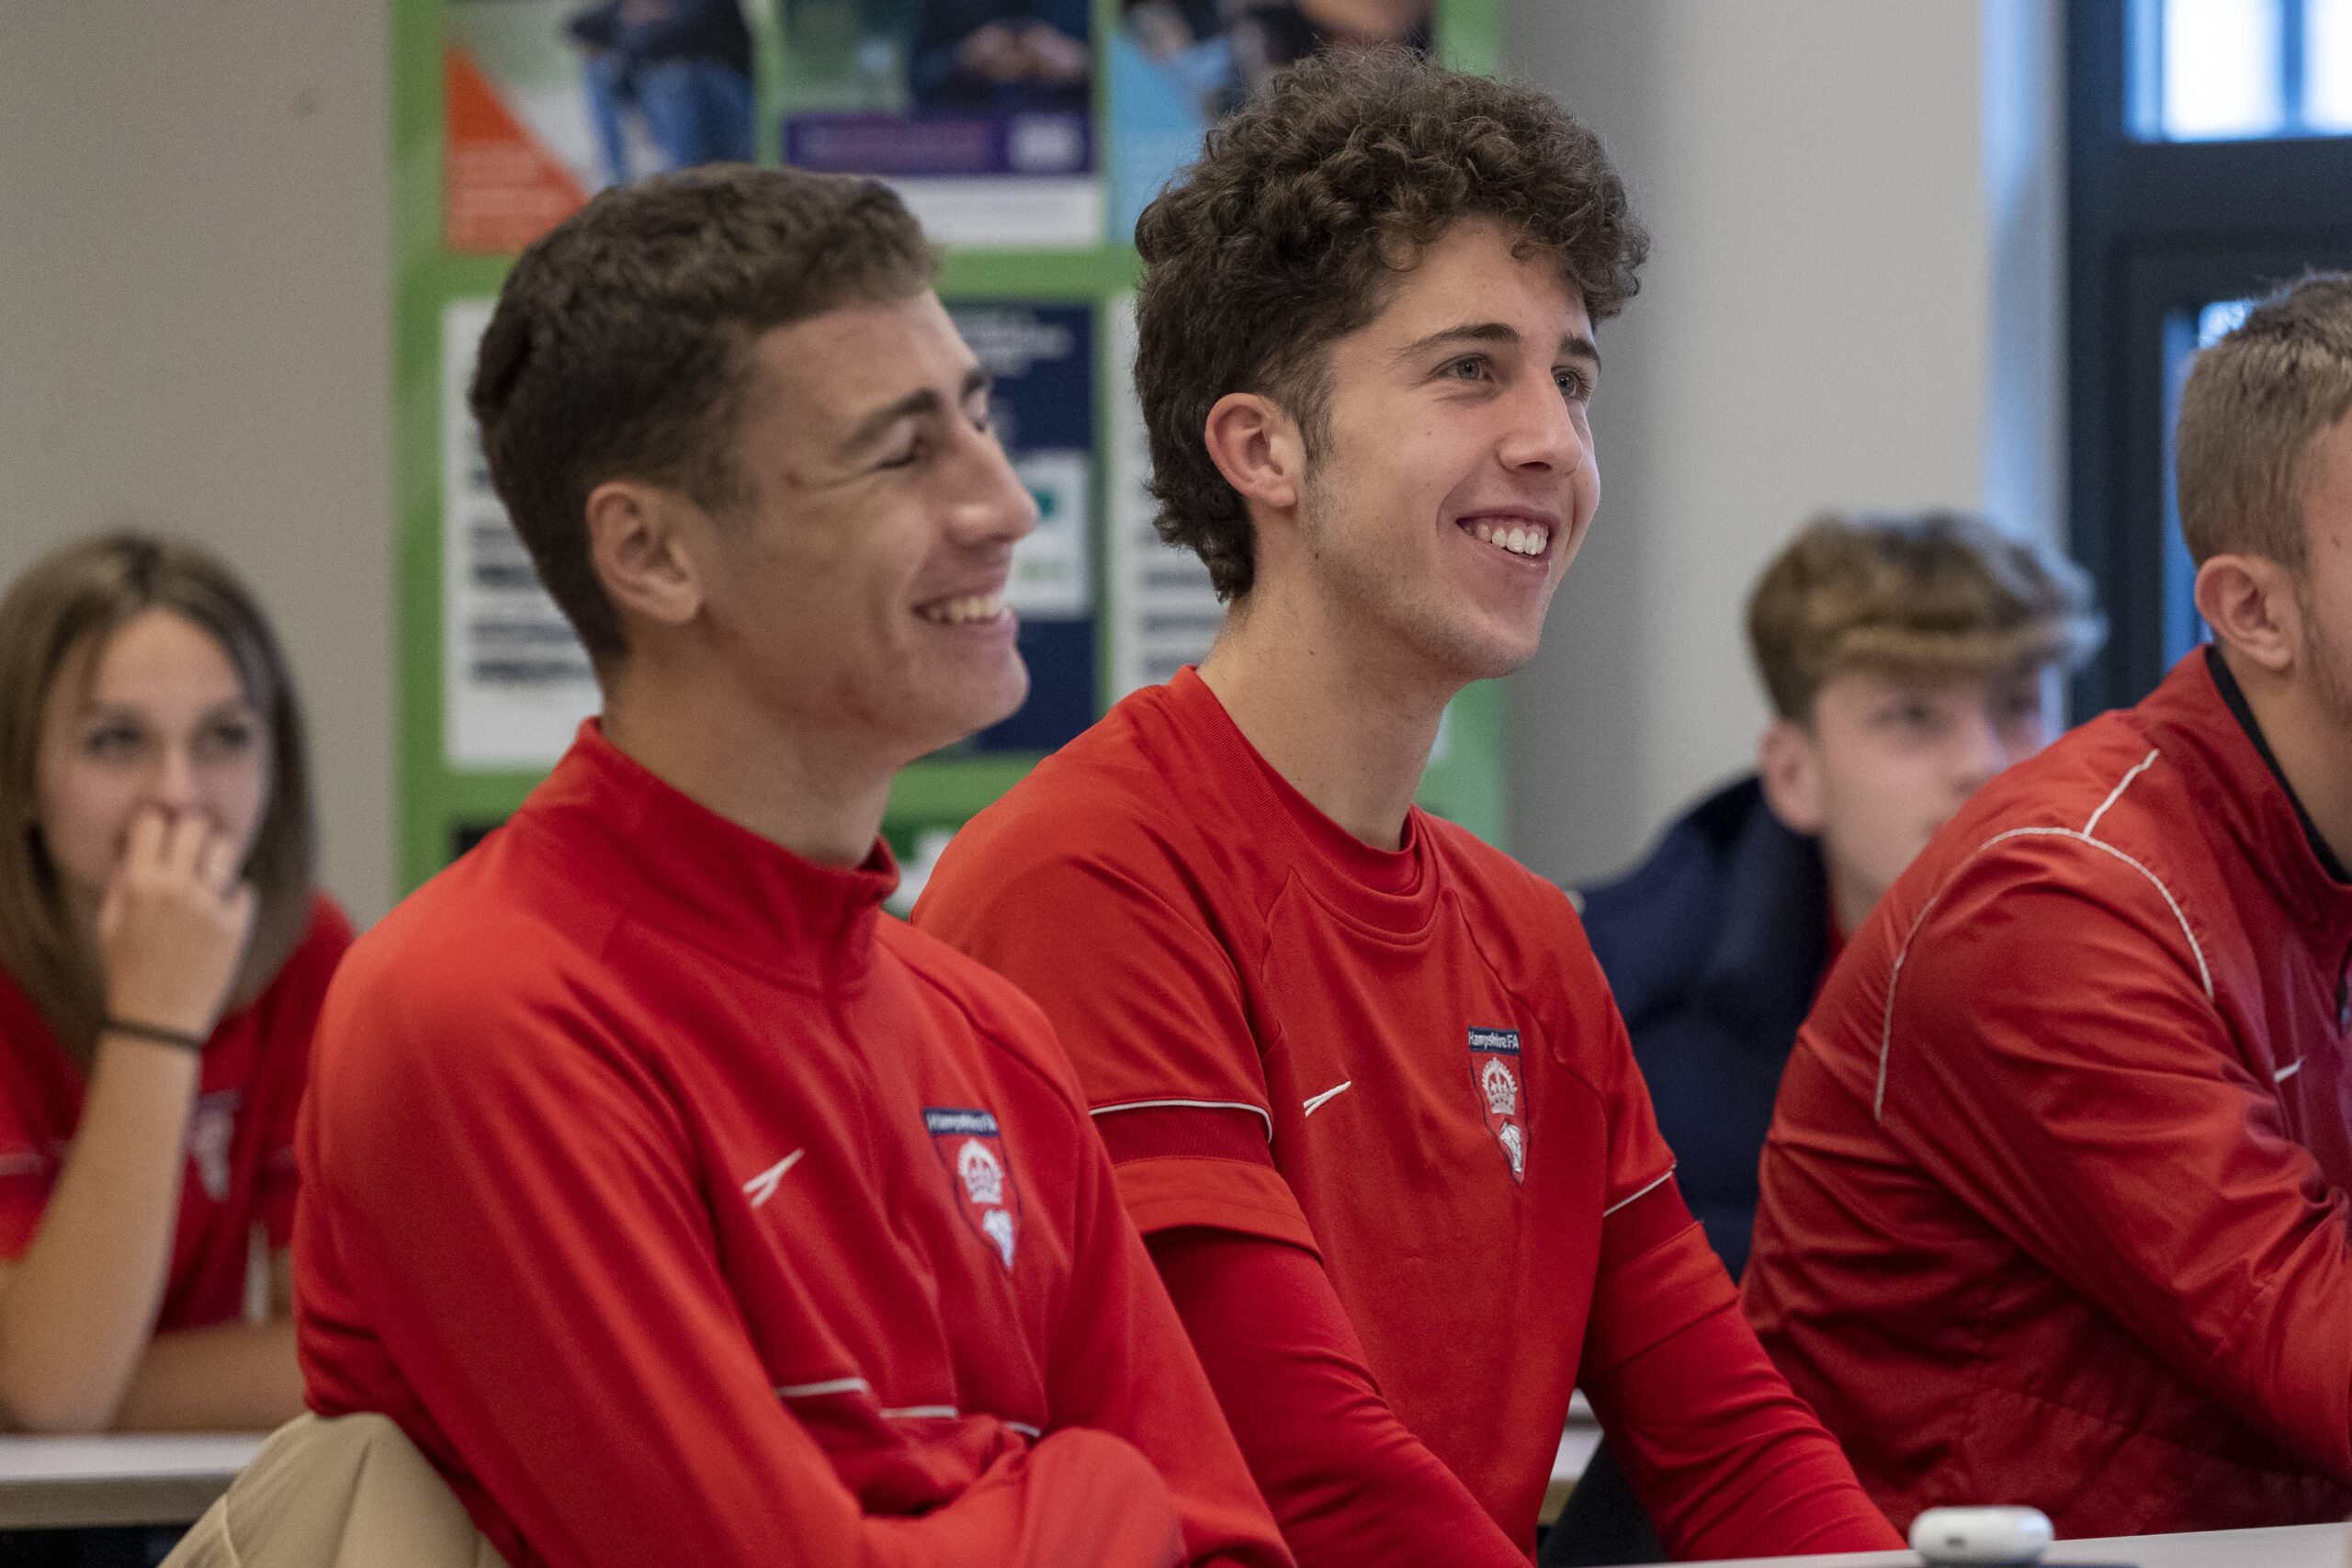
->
[[914, 49, 1901, 1567], [1746, 276, 2352, 1538]]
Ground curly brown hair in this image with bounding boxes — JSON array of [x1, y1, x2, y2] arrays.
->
[[471, 166, 936, 666], [1133, 47, 1647, 600]]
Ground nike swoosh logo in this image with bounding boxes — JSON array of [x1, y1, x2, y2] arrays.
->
[[1302, 1081, 1352, 1116], [742, 1148, 807, 1208]]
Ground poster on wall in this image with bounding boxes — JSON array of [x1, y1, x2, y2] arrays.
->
[[1103, 297, 1223, 695], [778, 0, 1100, 246], [948, 299, 1100, 751], [440, 300, 602, 767], [444, 0, 758, 254], [1107, 0, 1431, 240]]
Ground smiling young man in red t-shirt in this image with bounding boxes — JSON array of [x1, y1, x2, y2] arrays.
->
[[913, 47, 1899, 1568], [292, 168, 1287, 1568]]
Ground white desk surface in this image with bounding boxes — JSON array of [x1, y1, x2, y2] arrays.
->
[[1652, 1521, 2345, 1567], [0, 1432, 264, 1529]]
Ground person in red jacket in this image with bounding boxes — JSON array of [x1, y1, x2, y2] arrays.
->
[[913, 48, 1901, 1568], [1743, 273, 2352, 1538], [294, 166, 1290, 1568]]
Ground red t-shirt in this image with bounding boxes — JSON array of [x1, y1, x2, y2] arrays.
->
[[295, 723, 1290, 1568], [0, 893, 351, 1330], [915, 669, 1891, 1558]]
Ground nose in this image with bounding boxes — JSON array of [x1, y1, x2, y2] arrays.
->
[[1948, 707, 2009, 798], [1498, 370, 1584, 475], [946, 423, 1039, 549], [149, 742, 202, 815]]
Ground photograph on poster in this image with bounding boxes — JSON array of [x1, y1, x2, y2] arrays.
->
[[445, 0, 756, 254], [1107, 0, 1430, 239], [944, 299, 1101, 754], [778, 0, 1101, 246]]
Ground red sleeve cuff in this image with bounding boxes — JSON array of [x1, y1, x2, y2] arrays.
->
[[1113, 1157, 1320, 1256]]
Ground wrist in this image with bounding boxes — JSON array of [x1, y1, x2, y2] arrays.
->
[[98, 1016, 210, 1054]]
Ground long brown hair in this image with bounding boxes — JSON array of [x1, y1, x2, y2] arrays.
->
[[0, 534, 315, 1060]]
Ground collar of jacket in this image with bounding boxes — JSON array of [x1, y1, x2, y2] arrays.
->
[[2147, 649, 2352, 949], [1694, 781, 1830, 1046], [514, 717, 900, 990]]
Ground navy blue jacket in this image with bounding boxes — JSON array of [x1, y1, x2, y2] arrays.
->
[[1576, 775, 1827, 1280]]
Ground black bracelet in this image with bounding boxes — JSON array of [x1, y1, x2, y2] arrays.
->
[[100, 1016, 208, 1053]]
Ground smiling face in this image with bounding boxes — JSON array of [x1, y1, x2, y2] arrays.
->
[[1762, 663, 2062, 931], [688, 291, 1038, 769], [32, 608, 271, 927], [1284, 217, 1600, 685]]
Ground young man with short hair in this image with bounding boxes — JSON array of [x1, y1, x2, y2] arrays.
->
[[914, 49, 1900, 1568], [1744, 274, 2352, 1537], [1581, 512, 2102, 1278], [293, 168, 1289, 1568]]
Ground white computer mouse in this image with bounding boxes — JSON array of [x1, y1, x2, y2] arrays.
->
[[1907, 1506, 2055, 1565]]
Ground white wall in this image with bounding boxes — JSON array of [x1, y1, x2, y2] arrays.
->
[[1501, 0, 2064, 886], [0, 0, 396, 922]]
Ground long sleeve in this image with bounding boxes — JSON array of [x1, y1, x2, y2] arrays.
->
[[304, 997, 1197, 1568], [1872, 851, 2352, 1473], [1147, 1227, 1529, 1568]]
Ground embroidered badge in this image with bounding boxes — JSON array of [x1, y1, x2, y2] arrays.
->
[[924, 1107, 1021, 1269], [1466, 1028, 1528, 1184], [188, 1089, 243, 1202]]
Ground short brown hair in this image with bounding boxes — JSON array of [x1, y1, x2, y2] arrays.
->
[[2177, 273, 2352, 572], [0, 534, 316, 1059], [1747, 513, 2105, 723], [1133, 47, 1646, 600], [470, 165, 937, 664]]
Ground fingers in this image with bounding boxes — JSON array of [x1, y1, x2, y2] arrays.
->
[[161, 812, 209, 885], [196, 831, 241, 897]]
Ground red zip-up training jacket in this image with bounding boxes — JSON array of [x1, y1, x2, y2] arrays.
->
[[1745, 649, 2352, 1537]]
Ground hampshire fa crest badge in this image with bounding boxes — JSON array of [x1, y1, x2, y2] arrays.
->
[[1466, 1028, 1528, 1184], [924, 1107, 1021, 1269]]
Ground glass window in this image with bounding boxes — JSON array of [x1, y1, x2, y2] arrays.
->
[[2132, 0, 2352, 140], [2156, 297, 2256, 665]]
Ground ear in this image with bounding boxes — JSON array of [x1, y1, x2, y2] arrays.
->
[[1756, 716, 1827, 836], [1202, 391, 1305, 522], [2193, 552, 2301, 677], [583, 479, 706, 636]]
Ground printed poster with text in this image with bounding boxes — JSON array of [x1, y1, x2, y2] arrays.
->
[[948, 299, 1099, 752], [779, 0, 1100, 246], [445, 0, 760, 253], [1108, 0, 1431, 241]]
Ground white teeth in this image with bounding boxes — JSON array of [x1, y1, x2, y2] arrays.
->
[[1464, 521, 1549, 558], [922, 592, 1005, 626]]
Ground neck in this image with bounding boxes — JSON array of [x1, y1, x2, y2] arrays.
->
[[2220, 644, 2352, 874], [1824, 863, 1880, 940], [601, 649, 892, 869], [1196, 578, 1453, 852]]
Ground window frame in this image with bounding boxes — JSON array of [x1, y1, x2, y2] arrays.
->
[[2065, 0, 2352, 711]]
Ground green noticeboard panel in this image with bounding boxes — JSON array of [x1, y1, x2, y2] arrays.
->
[[393, 0, 1507, 895]]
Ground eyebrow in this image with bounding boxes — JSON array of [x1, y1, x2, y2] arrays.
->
[[836, 367, 993, 460], [1394, 321, 1602, 372]]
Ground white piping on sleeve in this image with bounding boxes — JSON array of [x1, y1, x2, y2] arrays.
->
[[1090, 1098, 1275, 1144], [775, 1377, 871, 1400], [2276, 1058, 2305, 1082], [2085, 748, 2160, 838], [880, 1405, 960, 1421], [1602, 1167, 1676, 1218], [1004, 1421, 1043, 1438], [1877, 821, 2214, 1123]]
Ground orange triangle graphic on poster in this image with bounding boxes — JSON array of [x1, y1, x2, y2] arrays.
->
[[444, 44, 588, 254]]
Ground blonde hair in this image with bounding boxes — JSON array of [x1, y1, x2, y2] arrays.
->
[[0, 535, 315, 1060], [1747, 512, 2105, 723], [2177, 273, 2352, 571]]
